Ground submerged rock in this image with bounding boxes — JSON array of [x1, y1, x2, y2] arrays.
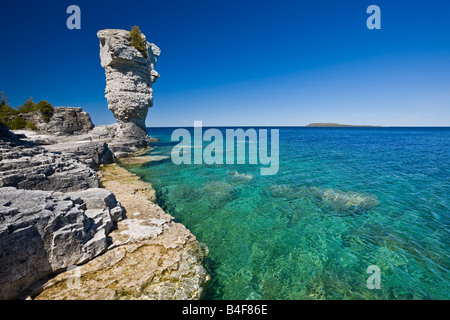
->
[[267, 184, 309, 200], [227, 170, 253, 181], [203, 180, 237, 209], [309, 187, 379, 213], [266, 184, 379, 213]]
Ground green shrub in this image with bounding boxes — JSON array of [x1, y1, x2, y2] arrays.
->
[[0, 91, 8, 107], [6, 116, 27, 130], [36, 100, 54, 122], [0, 104, 19, 126], [17, 98, 54, 122], [130, 26, 148, 58], [0, 93, 54, 130], [0, 104, 19, 117], [25, 121, 37, 131], [18, 97, 38, 113]]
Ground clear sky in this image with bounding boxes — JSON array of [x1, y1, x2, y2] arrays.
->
[[1, 0, 449, 127]]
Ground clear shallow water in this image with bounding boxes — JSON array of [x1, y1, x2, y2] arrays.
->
[[125, 127, 450, 300]]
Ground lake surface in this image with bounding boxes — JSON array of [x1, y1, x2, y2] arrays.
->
[[125, 127, 450, 299]]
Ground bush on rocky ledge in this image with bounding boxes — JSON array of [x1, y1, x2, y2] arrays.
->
[[18, 98, 54, 122], [0, 93, 54, 130], [130, 26, 148, 58], [36, 100, 54, 122]]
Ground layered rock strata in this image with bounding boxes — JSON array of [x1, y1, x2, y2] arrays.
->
[[32, 164, 209, 300], [0, 28, 209, 300], [21, 107, 94, 135], [1, 120, 209, 300], [97, 29, 160, 154], [0, 125, 125, 299], [0, 186, 124, 300], [0, 136, 99, 192]]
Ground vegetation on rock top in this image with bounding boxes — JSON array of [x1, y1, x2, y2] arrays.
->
[[0, 91, 54, 130], [129, 26, 148, 58]]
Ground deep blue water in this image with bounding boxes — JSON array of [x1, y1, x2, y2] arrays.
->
[[125, 127, 450, 300]]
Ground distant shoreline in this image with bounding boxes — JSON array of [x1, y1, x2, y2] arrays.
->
[[144, 125, 450, 129], [306, 123, 382, 127]]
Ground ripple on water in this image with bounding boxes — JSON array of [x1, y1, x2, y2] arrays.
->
[[125, 127, 450, 300]]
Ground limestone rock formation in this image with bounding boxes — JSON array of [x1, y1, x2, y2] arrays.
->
[[0, 186, 124, 299], [11, 128, 115, 169], [21, 107, 94, 135], [0, 124, 122, 299], [1, 125, 209, 300], [0, 139, 99, 192], [0, 32, 210, 300], [97, 29, 160, 154], [32, 164, 210, 300], [44, 141, 114, 169]]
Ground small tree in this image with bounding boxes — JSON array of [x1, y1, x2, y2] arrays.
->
[[0, 94, 52, 130], [0, 91, 8, 107], [130, 26, 148, 58], [37, 100, 54, 122], [18, 97, 38, 113], [25, 121, 37, 131], [6, 115, 27, 130], [0, 92, 19, 126]]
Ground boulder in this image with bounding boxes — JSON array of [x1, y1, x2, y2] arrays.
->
[[0, 186, 123, 299], [0, 122, 22, 146], [32, 164, 209, 300]]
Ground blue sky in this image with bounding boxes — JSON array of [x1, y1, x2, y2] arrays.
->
[[1, 0, 449, 126]]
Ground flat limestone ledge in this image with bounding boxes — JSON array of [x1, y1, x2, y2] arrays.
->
[[31, 163, 210, 300], [116, 146, 170, 165]]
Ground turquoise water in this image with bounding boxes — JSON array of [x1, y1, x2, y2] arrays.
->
[[125, 127, 450, 300]]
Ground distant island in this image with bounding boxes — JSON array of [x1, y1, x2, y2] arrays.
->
[[306, 123, 382, 127]]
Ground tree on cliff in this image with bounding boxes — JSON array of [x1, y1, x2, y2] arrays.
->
[[0, 94, 53, 130], [130, 26, 148, 58], [0, 91, 23, 129], [36, 100, 54, 122], [18, 98, 54, 122], [0, 91, 8, 107], [18, 97, 37, 113]]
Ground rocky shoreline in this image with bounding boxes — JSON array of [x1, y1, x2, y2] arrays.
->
[[0, 28, 210, 300], [32, 163, 209, 300], [0, 122, 210, 300]]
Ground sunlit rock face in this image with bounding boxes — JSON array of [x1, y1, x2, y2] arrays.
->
[[97, 29, 160, 152]]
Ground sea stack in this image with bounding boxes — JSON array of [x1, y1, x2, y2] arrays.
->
[[97, 28, 160, 153]]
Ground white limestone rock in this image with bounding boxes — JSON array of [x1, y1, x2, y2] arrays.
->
[[20, 107, 94, 135], [0, 186, 124, 299], [97, 29, 160, 149]]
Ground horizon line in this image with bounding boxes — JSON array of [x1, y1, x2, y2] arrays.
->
[[144, 125, 450, 128]]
